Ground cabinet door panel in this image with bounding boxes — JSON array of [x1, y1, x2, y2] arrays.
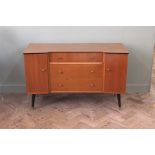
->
[[104, 54, 128, 93], [24, 54, 49, 94]]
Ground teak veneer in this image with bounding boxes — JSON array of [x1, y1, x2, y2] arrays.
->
[[24, 43, 128, 108]]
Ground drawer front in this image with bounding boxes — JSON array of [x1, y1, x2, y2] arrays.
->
[[50, 64, 103, 79], [50, 78, 103, 92], [50, 64, 103, 92], [50, 52, 103, 62]]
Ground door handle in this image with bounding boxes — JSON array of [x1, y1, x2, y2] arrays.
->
[[58, 84, 64, 87], [89, 83, 95, 87], [40, 68, 46, 72]]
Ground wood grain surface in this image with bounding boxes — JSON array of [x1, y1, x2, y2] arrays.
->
[[24, 44, 128, 94], [104, 54, 128, 93], [50, 63, 103, 92], [24, 43, 128, 54], [50, 52, 103, 62], [24, 54, 49, 94]]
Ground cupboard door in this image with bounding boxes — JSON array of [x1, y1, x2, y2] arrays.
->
[[104, 54, 128, 93], [24, 54, 49, 94]]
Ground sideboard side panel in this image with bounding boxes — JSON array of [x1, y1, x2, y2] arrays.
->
[[104, 53, 128, 93], [24, 54, 49, 94]]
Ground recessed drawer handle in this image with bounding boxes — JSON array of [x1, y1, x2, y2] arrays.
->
[[57, 57, 63, 60], [90, 57, 95, 59], [89, 83, 95, 87], [59, 70, 64, 74], [40, 69, 46, 72]]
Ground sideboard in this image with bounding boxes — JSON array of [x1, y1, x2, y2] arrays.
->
[[24, 43, 128, 108]]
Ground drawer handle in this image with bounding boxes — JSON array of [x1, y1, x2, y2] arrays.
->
[[90, 70, 94, 73], [106, 68, 111, 72], [59, 70, 64, 74], [58, 84, 64, 87], [89, 83, 95, 87], [40, 69, 46, 72]]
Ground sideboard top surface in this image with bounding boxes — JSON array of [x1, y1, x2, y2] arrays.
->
[[24, 43, 129, 54]]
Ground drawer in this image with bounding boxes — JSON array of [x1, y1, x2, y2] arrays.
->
[[50, 52, 103, 62], [50, 64, 103, 79], [50, 78, 103, 92]]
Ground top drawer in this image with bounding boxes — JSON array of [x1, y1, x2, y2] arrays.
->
[[50, 52, 103, 62]]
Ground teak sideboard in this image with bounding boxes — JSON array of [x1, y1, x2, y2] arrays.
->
[[24, 43, 128, 108]]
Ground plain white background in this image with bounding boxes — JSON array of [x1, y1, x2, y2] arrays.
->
[[0, 0, 155, 155], [0, 0, 155, 25]]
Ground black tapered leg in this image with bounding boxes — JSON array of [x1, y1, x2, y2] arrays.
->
[[117, 94, 121, 108], [32, 94, 36, 108]]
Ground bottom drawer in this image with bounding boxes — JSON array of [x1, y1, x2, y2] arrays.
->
[[50, 78, 103, 92]]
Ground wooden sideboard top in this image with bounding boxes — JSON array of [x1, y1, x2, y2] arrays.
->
[[24, 43, 129, 54]]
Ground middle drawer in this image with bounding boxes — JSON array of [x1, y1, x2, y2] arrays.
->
[[50, 64, 103, 79]]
